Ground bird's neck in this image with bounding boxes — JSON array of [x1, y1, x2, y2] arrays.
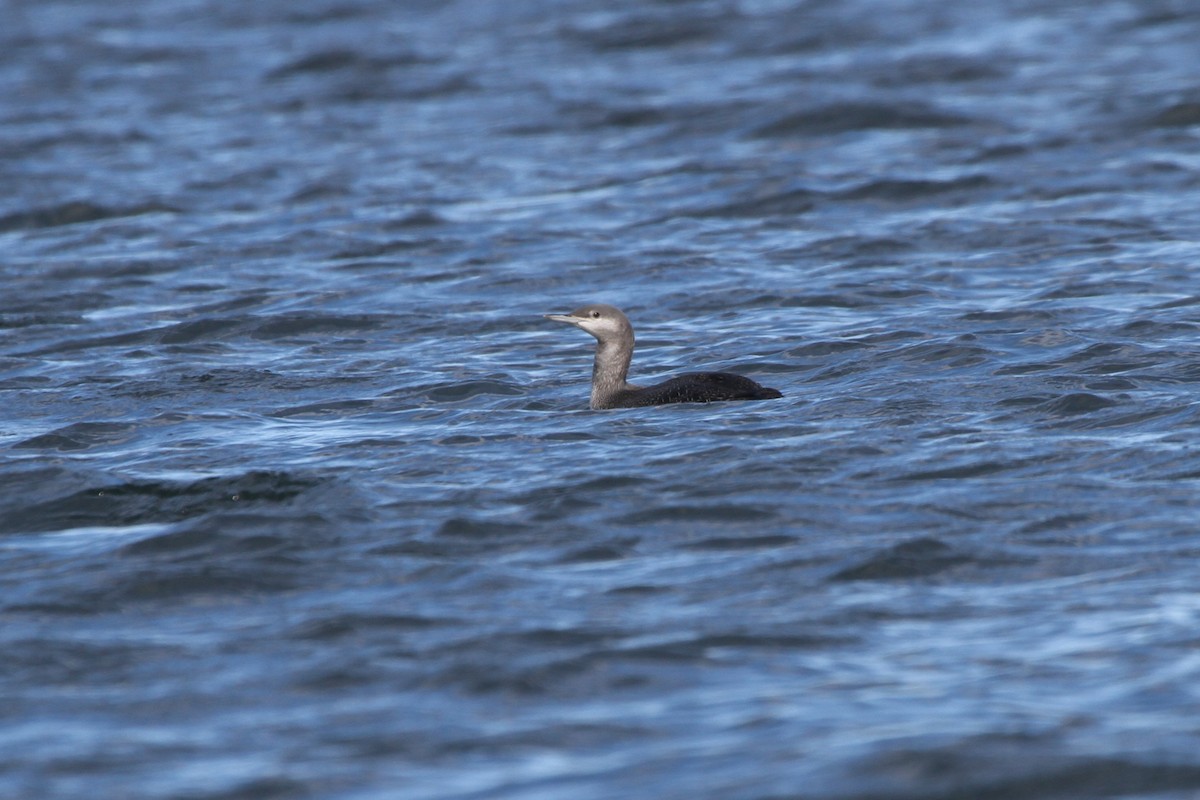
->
[[591, 335, 634, 408]]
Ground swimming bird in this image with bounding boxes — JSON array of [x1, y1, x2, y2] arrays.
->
[[544, 303, 782, 409]]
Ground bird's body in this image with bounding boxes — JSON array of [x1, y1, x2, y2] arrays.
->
[[544, 304, 782, 410]]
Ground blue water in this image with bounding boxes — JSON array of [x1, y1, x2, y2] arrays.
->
[[4, 1, 1200, 798]]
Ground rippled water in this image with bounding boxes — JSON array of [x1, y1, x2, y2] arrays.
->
[[5, 0, 1200, 798]]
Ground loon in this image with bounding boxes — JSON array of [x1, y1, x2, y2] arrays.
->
[[545, 303, 783, 410]]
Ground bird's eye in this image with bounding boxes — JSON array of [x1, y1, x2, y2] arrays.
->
[[590, 310, 600, 318]]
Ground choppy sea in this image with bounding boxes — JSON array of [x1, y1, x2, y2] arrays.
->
[[4, 1, 1200, 798]]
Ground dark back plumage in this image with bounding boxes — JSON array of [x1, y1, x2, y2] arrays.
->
[[613, 372, 783, 407]]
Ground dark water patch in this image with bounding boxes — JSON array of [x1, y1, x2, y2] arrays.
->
[[1039, 280, 1156, 300], [589, 103, 674, 129], [1119, 5, 1199, 29], [185, 165, 284, 194], [779, 293, 877, 309], [368, 538, 462, 560], [421, 379, 524, 402], [5, 637, 181, 685], [1149, 101, 1200, 128], [82, 511, 345, 607], [355, 73, 473, 104], [13, 421, 138, 452], [1017, 513, 1095, 536], [159, 317, 255, 345], [540, 437, 610, 450], [563, 11, 724, 50], [1083, 377, 1136, 391], [1040, 392, 1117, 415], [549, 99, 753, 134], [434, 428, 533, 446], [994, 363, 1058, 376], [874, 53, 1008, 85], [0, 465, 93, 519], [0, 373, 53, 389], [891, 458, 1028, 482], [117, 513, 328, 559], [292, 657, 392, 691], [864, 285, 930, 300], [808, 361, 876, 383], [851, 749, 1200, 800], [111, 561, 300, 604], [384, 208, 444, 229], [1172, 361, 1200, 382], [808, 234, 917, 262], [606, 584, 669, 596], [0, 290, 116, 315], [750, 101, 973, 138], [0, 471, 322, 534], [432, 624, 842, 696], [994, 760, 1200, 800], [283, 5, 372, 24], [270, 398, 378, 418], [250, 313, 389, 339], [15, 315, 314, 356], [687, 631, 842, 651], [1155, 294, 1200, 310], [288, 180, 353, 204], [441, 721, 656, 755], [995, 393, 1054, 408], [289, 612, 446, 642], [0, 312, 86, 328], [329, 238, 436, 261], [687, 187, 817, 218], [893, 340, 992, 368], [3, 126, 156, 159], [119, 525, 231, 557], [859, 329, 928, 345], [16, 327, 154, 357], [1060, 343, 1145, 364], [969, 140, 1037, 162], [831, 538, 973, 581], [178, 368, 357, 394], [837, 174, 996, 203], [614, 504, 776, 525], [960, 308, 1058, 324], [612, 631, 836, 661], [186, 776, 308, 800], [683, 534, 796, 551], [0, 201, 177, 232], [265, 49, 430, 82], [1159, 467, 1200, 481], [1117, 318, 1198, 337], [916, 425, 983, 442], [517, 475, 646, 520], [432, 434, 486, 446], [176, 289, 274, 313], [514, 628, 622, 649], [994, 342, 1161, 379], [432, 660, 590, 696], [435, 517, 533, 539], [555, 543, 634, 563], [1080, 360, 1157, 376], [788, 339, 871, 357], [270, 74, 473, 109], [16, 521, 330, 613], [1048, 403, 1186, 433]]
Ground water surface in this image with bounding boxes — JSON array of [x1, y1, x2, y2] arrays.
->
[[4, 1, 1200, 798]]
